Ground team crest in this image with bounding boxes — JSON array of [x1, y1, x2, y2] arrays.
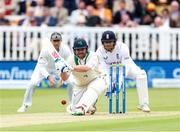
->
[[83, 75, 88, 78], [78, 41, 83, 45], [103, 56, 108, 60], [106, 34, 109, 39]]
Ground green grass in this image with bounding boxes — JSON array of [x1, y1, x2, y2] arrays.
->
[[0, 88, 180, 131], [0, 88, 68, 114]]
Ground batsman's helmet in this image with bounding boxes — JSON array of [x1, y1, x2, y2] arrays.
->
[[101, 30, 117, 43], [73, 38, 88, 50], [50, 32, 62, 41]]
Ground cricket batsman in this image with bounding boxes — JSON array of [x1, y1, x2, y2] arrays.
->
[[96, 30, 150, 112], [17, 32, 71, 112], [66, 38, 107, 115]]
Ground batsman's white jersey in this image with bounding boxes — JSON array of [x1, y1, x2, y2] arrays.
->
[[68, 51, 102, 86], [22, 43, 71, 107], [67, 51, 107, 113], [96, 42, 149, 106]]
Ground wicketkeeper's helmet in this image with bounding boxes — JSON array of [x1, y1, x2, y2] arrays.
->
[[101, 30, 117, 43], [50, 32, 62, 41], [73, 38, 88, 50]]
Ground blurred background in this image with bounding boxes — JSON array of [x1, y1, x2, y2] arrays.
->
[[0, 0, 180, 89]]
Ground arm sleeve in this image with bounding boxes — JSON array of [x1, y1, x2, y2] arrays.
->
[[86, 53, 99, 70], [96, 49, 109, 75], [37, 49, 50, 79], [121, 44, 133, 65]]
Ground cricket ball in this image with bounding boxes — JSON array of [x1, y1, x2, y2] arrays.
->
[[61, 99, 67, 105]]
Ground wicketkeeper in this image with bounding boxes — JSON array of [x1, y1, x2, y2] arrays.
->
[[17, 32, 71, 112], [96, 30, 150, 112]]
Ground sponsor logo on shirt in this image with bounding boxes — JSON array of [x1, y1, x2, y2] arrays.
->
[[124, 56, 129, 60], [52, 51, 60, 59], [105, 61, 122, 65], [103, 56, 108, 60]]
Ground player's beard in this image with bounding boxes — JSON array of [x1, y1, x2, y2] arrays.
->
[[53, 43, 61, 52], [75, 48, 87, 59], [55, 46, 59, 52], [103, 42, 115, 52], [104, 45, 115, 52], [77, 53, 86, 59], [52, 40, 61, 52]]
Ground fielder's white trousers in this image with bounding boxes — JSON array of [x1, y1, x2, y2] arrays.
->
[[21, 67, 58, 106]]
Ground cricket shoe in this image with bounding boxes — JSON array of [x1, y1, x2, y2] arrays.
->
[[72, 106, 85, 116], [86, 106, 96, 115], [66, 105, 75, 114], [17, 105, 29, 113], [137, 104, 151, 112]]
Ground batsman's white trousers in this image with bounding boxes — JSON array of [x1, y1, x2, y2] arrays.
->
[[69, 76, 107, 113]]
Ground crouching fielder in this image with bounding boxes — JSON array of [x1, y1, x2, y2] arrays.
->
[[66, 38, 107, 116], [96, 30, 150, 112], [17, 32, 71, 112]]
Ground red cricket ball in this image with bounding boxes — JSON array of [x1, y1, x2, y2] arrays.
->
[[61, 99, 67, 105]]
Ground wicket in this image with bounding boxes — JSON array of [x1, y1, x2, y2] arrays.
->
[[107, 64, 126, 114]]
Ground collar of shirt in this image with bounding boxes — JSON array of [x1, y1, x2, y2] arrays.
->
[[75, 52, 90, 65]]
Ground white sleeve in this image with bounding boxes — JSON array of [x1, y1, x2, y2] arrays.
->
[[86, 53, 98, 70], [37, 49, 50, 79], [121, 44, 134, 68], [96, 49, 109, 74]]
